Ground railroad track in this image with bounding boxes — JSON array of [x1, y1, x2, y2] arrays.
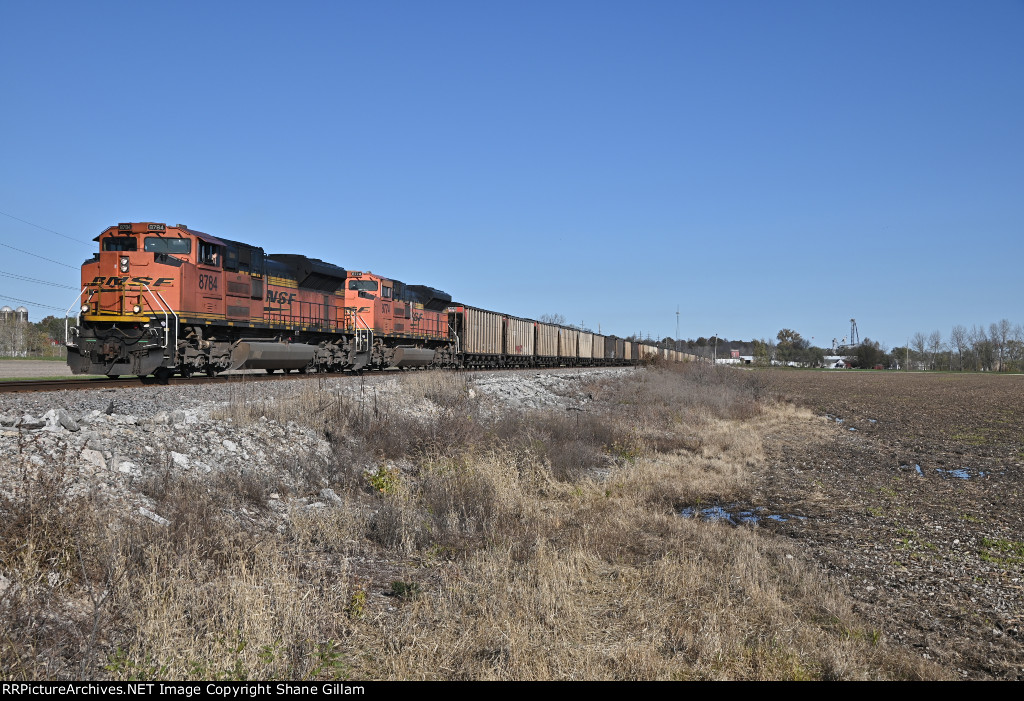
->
[[0, 370, 333, 394], [0, 364, 616, 394]]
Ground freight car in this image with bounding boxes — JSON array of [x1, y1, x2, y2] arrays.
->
[[66, 222, 691, 377]]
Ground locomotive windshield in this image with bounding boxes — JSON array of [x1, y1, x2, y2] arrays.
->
[[144, 237, 191, 254], [348, 279, 378, 291], [102, 237, 137, 251]]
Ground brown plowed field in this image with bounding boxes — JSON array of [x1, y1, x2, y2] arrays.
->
[[759, 370, 1024, 679]]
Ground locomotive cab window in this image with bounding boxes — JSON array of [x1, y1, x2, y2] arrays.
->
[[103, 237, 137, 252], [382, 286, 392, 299], [348, 279, 378, 292], [198, 241, 221, 267], [144, 237, 191, 255]]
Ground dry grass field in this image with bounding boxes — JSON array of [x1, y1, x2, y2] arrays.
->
[[5, 364, 1018, 680]]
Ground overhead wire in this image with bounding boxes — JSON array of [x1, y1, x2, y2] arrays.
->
[[0, 241, 79, 269], [0, 209, 94, 246], [0, 294, 66, 312], [0, 211, 91, 314], [0, 270, 78, 290]]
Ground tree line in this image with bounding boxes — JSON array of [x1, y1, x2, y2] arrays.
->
[[652, 319, 1024, 372], [892, 320, 1023, 372], [0, 315, 68, 358], [753, 321, 1024, 372]]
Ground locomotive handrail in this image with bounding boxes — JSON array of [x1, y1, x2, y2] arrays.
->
[[63, 287, 94, 348], [448, 323, 460, 355], [355, 314, 373, 353], [144, 284, 177, 352]]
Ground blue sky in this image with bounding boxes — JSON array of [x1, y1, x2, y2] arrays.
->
[[2, 1, 1021, 350]]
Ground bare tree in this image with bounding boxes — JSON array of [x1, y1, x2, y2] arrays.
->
[[539, 313, 566, 326], [950, 324, 967, 371], [969, 325, 992, 371], [991, 319, 1013, 371], [927, 331, 944, 370], [0, 317, 26, 357], [1009, 323, 1024, 372], [911, 332, 927, 370]]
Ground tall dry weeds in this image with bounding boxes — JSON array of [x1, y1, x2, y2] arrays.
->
[[0, 364, 941, 680]]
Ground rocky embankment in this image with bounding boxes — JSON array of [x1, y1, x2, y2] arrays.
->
[[0, 368, 631, 523]]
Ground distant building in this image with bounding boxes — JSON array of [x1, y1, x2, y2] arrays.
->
[[715, 355, 754, 365], [823, 355, 851, 369], [0, 305, 29, 323]]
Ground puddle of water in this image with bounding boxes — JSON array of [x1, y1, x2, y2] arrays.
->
[[680, 504, 808, 526], [679, 505, 736, 523], [849, 427, 857, 432], [869, 419, 878, 424], [937, 468, 971, 480]]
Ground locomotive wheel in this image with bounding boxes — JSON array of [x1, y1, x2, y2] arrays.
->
[[265, 369, 276, 374]]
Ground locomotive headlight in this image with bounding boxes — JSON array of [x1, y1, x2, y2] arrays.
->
[[119, 256, 130, 273], [80, 304, 90, 313], [132, 304, 142, 314]]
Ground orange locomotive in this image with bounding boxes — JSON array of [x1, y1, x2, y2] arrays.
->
[[67, 222, 455, 378]]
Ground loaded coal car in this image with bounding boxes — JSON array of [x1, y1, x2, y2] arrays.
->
[[67, 222, 456, 377], [591, 333, 605, 365], [535, 320, 560, 366], [446, 305, 504, 368]]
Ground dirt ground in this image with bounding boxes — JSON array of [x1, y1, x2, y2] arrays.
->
[[0, 359, 74, 378], [755, 370, 1024, 680]]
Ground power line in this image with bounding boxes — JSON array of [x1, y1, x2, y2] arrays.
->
[[0, 270, 78, 290], [0, 241, 78, 269], [0, 209, 94, 246], [0, 294, 67, 312]]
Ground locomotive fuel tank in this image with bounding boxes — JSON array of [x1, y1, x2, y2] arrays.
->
[[229, 342, 316, 371], [390, 347, 437, 368]]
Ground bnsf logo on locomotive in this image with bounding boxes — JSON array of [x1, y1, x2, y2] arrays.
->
[[267, 290, 297, 305], [89, 276, 174, 287]]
